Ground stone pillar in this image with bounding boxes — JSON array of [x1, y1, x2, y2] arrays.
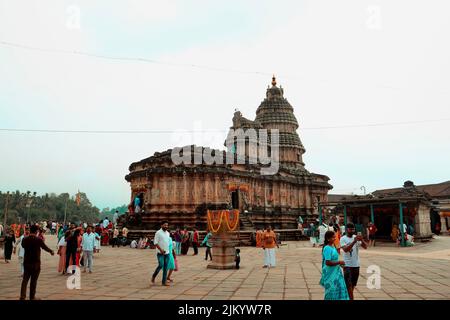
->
[[415, 204, 432, 238], [207, 232, 239, 270]]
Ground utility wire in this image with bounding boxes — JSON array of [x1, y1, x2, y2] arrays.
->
[[0, 40, 274, 77], [0, 118, 449, 134], [3, 40, 450, 95]]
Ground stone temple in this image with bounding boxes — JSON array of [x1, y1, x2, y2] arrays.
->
[[123, 77, 332, 233]]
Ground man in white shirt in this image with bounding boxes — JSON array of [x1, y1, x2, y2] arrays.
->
[[81, 226, 97, 273], [151, 221, 171, 286], [340, 222, 368, 300]]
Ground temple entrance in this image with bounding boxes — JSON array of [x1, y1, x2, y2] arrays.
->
[[231, 191, 239, 210]]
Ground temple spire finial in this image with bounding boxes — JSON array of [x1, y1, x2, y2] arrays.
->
[[271, 75, 277, 86]]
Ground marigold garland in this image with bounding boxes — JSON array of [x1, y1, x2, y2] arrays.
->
[[207, 210, 223, 233], [207, 209, 240, 233], [225, 210, 240, 231]]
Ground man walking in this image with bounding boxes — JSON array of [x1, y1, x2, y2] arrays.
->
[[340, 222, 368, 300], [151, 221, 171, 286], [20, 225, 54, 300], [81, 226, 96, 273], [192, 228, 199, 256], [201, 230, 213, 261]]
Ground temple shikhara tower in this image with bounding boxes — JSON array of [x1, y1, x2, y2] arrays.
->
[[124, 77, 332, 233]]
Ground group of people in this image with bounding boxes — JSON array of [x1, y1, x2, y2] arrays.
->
[[2, 214, 420, 301], [56, 223, 102, 275], [129, 227, 213, 260], [0, 222, 56, 299], [96, 216, 129, 247], [0, 216, 132, 300], [1, 222, 50, 264], [390, 223, 415, 246], [0, 221, 59, 240], [307, 219, 379, 249]]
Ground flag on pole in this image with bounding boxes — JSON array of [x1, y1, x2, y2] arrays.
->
[[76, 190, 81, 206]]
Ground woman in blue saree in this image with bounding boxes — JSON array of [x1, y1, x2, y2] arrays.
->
[[320, 230, 349, 300]]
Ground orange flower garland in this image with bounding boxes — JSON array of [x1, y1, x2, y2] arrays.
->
[[225, 210, 240, 231], [207, 209, 240, 233], [207, 210, 223, 233]]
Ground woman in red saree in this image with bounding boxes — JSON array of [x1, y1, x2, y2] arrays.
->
[[102, 228, 110, 246]]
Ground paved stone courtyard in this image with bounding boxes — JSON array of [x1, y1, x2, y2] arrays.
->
[[1, 235, 450, 300]]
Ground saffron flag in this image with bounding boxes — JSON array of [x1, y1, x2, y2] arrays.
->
[[76, 190, 81, 206]]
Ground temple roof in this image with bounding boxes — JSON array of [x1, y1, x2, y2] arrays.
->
[[254, 76, 304, 153], [373, 181, 450, 199]]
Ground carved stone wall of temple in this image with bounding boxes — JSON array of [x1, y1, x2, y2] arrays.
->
[[124, 77, 332, 230]]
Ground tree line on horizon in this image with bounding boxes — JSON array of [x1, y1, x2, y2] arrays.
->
[[0, 190, 127, 226]]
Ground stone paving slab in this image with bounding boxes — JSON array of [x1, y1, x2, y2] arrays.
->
[[1, 235, 450, 300]]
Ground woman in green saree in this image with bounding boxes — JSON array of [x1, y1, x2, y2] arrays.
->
[[320, 230, 349, 300]]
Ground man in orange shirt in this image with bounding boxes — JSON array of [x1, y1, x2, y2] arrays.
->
[[262, 225, 279, 268]]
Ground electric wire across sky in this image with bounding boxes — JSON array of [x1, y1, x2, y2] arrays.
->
[[0, 118, 449, 134], [1, 40, 449, 135]]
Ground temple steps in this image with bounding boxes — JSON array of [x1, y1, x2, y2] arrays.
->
[[239, 214, 255, 231]]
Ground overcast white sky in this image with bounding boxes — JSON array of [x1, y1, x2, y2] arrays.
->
[[1, 0, 449, 209]]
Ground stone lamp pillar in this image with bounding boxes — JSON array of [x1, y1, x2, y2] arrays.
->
[[206, 210, 240, 270]]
